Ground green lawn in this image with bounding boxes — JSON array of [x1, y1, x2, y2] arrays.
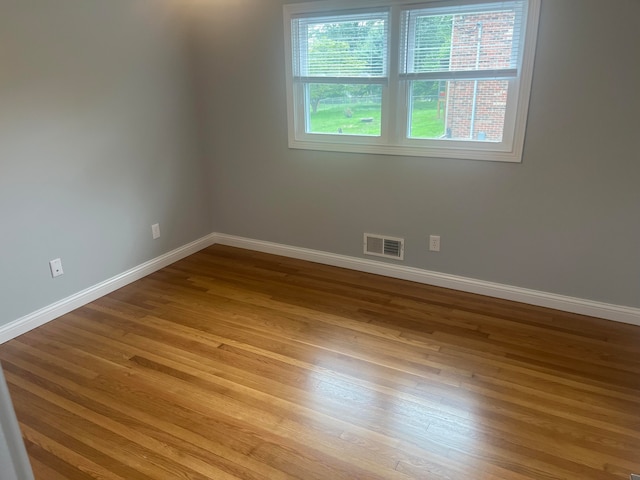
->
[[309, 101, 445, 138], [310, 104, 381, 135], [410, 100, 446, 139]]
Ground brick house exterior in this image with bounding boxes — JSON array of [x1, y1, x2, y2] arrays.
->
[[445, 11, 516, 141]]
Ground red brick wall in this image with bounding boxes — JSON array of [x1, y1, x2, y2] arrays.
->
[[445, 11, 515, 141]]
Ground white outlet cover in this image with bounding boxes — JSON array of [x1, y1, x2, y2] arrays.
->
[[429, 235, 441, 252], [49, 258, 64, 278], [152, 223, 161, 239]]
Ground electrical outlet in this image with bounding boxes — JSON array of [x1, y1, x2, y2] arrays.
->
[[49, 258, 64, 278], [151, 223, 161, 239], [429, 235, 441, 252]]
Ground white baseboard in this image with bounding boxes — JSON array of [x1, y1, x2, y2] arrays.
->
[[2, 231, 638, 345], [0, 233, 217, 345], [214, 233, 640, 327]]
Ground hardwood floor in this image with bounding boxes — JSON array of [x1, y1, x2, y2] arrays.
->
[[1, 245, 639, 479]]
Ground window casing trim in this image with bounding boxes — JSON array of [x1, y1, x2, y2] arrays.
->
[[283, 0, 541, 162]]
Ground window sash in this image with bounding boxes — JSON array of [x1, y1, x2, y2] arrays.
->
[[399, 77, 520, 146], [400, 1, 526, 79], [293, 82, 389, 142], [292, 10, 390, 80], [294, 76, 388, 85], [400, 69, 516, 81]]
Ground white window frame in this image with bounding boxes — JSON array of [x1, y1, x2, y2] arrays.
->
[[283, 0, 541, 162]]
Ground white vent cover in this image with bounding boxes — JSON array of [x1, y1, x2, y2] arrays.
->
[[364, 233, 404, 260]]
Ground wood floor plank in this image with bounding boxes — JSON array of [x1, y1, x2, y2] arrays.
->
[[1, 244, 639, 479]]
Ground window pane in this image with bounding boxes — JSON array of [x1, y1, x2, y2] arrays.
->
[[401, 2, 525, 75], [449, 11, 519, 73], [307, 84, 382, 136], [409, 79, 509, 141], [408, 81, 447, 139], [293, 12, 388, 78], [410, 15, 453, 74]]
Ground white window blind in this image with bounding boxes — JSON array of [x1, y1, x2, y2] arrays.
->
[[292, 10, 389, 83], [400, 1, 526, 81]]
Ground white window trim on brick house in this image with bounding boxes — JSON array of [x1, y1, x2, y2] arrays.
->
[[283, 0, 541, 162]]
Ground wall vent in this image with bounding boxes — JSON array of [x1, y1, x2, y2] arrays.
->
[[364, 233, 404, 261]]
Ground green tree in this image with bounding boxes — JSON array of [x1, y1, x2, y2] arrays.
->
[[308, 84, 346, 114], [413, 15, 452, 73], [409, 15, 452, 99], [306, 18, 386, 112]]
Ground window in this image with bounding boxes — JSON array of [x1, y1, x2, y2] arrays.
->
[[283, 0, 540, 162]]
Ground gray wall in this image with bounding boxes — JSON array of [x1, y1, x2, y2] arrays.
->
[[0, 0, 213, 326], [194, 0, 640, 308]]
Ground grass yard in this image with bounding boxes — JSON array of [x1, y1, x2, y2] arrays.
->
[[309, 100, 445, 138], [410, 100, 446, 139], [310, 104, 381, 136]]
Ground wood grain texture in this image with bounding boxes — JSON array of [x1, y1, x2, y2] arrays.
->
[[1, 245, 639, 479]]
